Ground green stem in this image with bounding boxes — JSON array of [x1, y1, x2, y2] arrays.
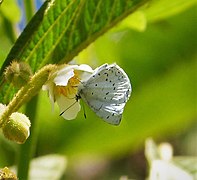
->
[[17, 95, 40, 179], [0, 64, 56, 127], [23, 0, 35, 23]]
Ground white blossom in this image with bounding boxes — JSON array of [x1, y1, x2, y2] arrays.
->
[[42, 64, 93, 120]]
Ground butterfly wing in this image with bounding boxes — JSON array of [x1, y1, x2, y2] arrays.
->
[[78, 63, 131, 125]]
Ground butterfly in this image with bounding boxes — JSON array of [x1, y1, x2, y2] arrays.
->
[[77, 63, 132, 125]]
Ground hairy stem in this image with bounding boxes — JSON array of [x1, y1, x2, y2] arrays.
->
[[0, 64, 56, 127]]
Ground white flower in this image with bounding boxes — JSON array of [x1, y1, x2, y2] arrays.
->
[[42, 64, 93, 120]]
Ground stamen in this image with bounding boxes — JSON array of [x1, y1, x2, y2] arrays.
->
[[55, 72, 81, 97]]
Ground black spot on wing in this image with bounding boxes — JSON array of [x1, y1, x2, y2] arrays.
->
[[104, 72, 109, 77]]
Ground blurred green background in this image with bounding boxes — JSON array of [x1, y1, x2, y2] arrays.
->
[[0, 1, 196, 179]]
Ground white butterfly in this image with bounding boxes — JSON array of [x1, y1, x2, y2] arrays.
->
[[78, 63, 132, 125]]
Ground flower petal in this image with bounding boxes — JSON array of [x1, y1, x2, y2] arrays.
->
[[74, 64, 93, 72], [42, 82, 55, 111], [56, 95, 81, 120], [75, 64, 94, 81], [54, 64, 93, 86], [54, 69, 74, 86], [56, 65, 78, 75]]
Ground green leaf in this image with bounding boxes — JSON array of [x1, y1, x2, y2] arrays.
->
[[144, 0, 197, 22], [118, 10, 147, 32], [29, 154, 66, 180], [0, 0, 148, 103], [173, 157, 197, 177], [11, 154, 67, 180], [112, 0, 197, 32]]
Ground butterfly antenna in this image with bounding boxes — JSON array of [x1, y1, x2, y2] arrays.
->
[[81, 100, 87, 119], [59, 100, 77, 116]]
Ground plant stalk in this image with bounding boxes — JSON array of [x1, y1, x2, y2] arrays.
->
[[0, 64, 55, 128], [17, 95, 40, 179], [23, 0, 35, 23]]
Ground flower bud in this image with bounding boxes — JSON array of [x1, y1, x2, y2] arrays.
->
[[0, 167, 18, 180], [2, 112, 31, 144], [4, 61, 33, 88]]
